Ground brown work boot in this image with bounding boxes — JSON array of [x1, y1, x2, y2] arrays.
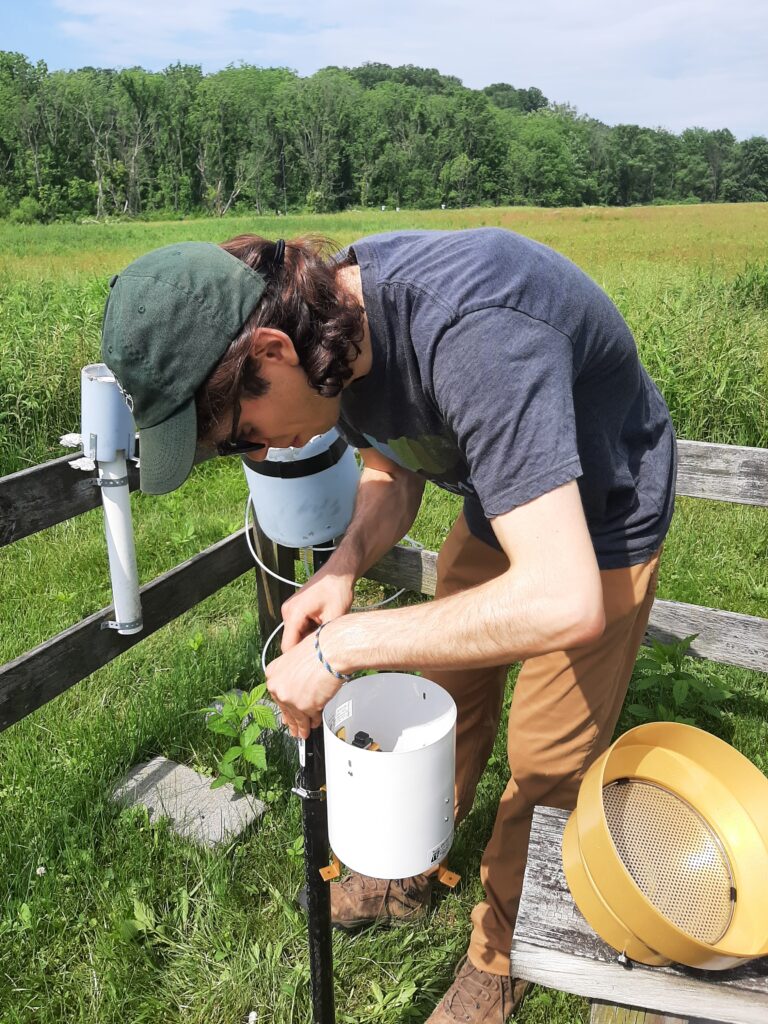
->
[[326, 871, 432, 930], [426, 956, 530, 1022]]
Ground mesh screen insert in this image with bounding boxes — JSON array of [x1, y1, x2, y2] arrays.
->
[[602, 780, 734, 944]]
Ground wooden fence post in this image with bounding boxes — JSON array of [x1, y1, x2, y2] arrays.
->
[[250, 518, 297, 648]]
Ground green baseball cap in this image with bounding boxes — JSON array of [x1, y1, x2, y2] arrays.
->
[[101, 242, 266, 494]]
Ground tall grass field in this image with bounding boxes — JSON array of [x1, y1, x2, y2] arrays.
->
[[0, 204, 767, 1024]]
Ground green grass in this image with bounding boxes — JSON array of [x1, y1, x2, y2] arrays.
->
[[1, 205, 767, 1023]]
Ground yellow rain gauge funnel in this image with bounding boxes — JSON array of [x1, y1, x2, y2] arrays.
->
[[323, 674, 457, 879], [563, 722, 768, 969]]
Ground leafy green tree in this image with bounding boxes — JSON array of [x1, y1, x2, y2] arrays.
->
[[276, 69, 361, 211], [0, 51, 762, 218], [482, 83, 548, 113], [732, 136, 768, 201]]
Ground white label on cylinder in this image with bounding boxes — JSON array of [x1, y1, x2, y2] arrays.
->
[[332, 700, 353, 733], [430, 833, 454, 865]]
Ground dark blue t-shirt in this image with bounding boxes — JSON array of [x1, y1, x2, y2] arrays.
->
[[338, 228, 676, 568]]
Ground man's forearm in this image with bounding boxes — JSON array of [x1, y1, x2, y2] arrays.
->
[[321, 560, 605, 674], [319, 467, 425, 582]]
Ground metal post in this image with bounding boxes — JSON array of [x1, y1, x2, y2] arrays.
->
[[299, 544, 336, 1023], [250, 525, 336, 1022], [298, 725, 335, 1024]]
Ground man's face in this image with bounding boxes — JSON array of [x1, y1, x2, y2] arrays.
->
[[220, 359, 342, 459]]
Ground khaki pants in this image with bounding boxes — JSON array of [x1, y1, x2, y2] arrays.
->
[[417, 514, 662, 976]]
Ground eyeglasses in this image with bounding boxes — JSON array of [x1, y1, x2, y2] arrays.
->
[[215, 397, 266, 457]]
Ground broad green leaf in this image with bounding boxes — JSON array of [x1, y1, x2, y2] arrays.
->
[[221, 746, 243, 763], [627, 704, 652, 720], [248, 683, 268, 703], [241, 722, 263, 747], [210, 775, 231, 790], [632, 677, 657, 692], [206, 718, 239, 738], [117, 919, 140, 942], [132, 899, 155, 933], [672, 679, 689, 705], [243, 744, 267, 771], [250, 705, 278, 730]]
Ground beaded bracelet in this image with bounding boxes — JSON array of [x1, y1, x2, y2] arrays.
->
[[314, 622, 354, 681]]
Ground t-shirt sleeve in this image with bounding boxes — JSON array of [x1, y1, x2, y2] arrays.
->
[[432, 306, 582, 517], [336, 415, 371, 450]]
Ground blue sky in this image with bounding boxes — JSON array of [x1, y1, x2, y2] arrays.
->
[[1, 0, 766, 139]]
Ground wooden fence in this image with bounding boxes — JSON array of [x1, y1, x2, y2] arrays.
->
[[1, 438, 767, 736]]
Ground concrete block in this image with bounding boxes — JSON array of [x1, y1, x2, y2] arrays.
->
[[112, 756, 266, 847]]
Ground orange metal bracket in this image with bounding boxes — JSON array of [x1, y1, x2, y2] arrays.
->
[[437, 861, 461, 888], [319, 853, 341, 882]]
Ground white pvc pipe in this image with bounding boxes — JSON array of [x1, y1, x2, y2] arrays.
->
[[99, 455, 143, 635]]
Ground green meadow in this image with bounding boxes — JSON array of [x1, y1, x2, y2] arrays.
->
[[0, 205, 766, 1023]]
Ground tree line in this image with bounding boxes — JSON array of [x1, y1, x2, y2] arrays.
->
[[1, 52, 766, 222]]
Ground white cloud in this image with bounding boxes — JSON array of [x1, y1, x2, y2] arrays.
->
[[52, 0, 768, 137]]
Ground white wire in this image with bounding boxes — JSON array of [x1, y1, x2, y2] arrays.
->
[[262, 620, 285, 674], [245, 495, 424, 670], [244, 496, 308, 589]]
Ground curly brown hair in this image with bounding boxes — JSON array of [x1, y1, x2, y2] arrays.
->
[[195, 234, 364, 440]]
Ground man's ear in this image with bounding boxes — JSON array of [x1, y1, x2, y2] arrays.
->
[[249, 327, 299, 366]]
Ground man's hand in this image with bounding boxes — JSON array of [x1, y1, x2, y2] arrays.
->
[[280, 571, 355, 651], [266, 626, 346, 739]]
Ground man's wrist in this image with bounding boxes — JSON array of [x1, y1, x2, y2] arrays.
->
[[314, 622, 353, 681], [319, 614, 374, 677]]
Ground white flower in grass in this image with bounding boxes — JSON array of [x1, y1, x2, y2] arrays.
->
[[35, 865, 46, 876], [247, 1013, 258, 1024]]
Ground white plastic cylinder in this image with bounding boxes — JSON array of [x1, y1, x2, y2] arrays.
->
[[80, 363, 136, 463], [323, 674, 456, 879], [242, 428, 359, 547], [99, 456, 142, 635], [80, 362, 141, 635]]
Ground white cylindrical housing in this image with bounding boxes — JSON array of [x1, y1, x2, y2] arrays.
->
[[242, 428, 359, 548], [80, 363, 141, 635], [323, 674, 456, 879], [100, 456, 142, 635], [80, 363, 136, 462]]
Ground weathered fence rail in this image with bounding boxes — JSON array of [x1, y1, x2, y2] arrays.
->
[[1, 439, 767, 734]]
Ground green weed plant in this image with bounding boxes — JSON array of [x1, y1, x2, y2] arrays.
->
[[204, 684, 279, 794], [623, 635, 732, 728]]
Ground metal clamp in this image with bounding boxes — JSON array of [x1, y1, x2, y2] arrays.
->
[[93, 475, 129, 488], [101, 617, 143, 632], [291, 772, 326, 801]]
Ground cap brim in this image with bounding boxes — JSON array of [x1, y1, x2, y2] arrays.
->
[[138, 400, 197, 495]]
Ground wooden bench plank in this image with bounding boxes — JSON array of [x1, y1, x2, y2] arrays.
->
[[510, 807, 768, 1024], [590, 1001, 706, 1023], [0, 531, 253, 732], [367, 549, 768, 672]]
